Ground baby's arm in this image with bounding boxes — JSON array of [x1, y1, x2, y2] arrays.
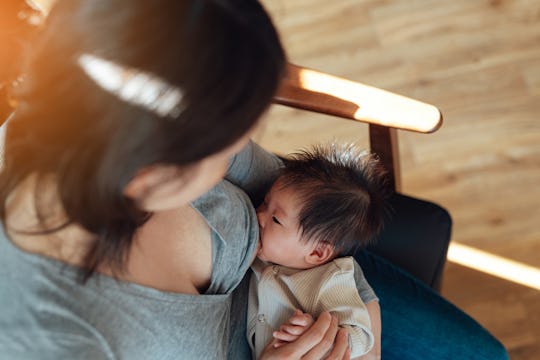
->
[[357, 301, 381, 360], [352, 258, 381, 359], [316, 257, 375, 358], [271, 304, 379, 359]]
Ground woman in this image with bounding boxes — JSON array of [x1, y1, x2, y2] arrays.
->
[[0, 0, 508, 359], [0, 0, 353, 358]]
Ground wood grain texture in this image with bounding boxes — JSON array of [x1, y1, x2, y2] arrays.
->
[[259, 1, 540, 358]]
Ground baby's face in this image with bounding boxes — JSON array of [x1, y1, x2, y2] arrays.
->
[[256, 181, 315, 269]]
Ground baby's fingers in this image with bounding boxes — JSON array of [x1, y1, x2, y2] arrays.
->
[[280, 323, 308, 336], [273, 330, 300, 343], [288, 310, 314, 327]]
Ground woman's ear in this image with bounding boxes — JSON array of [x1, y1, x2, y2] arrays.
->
[[123, 165, 190, 211], [123, 168, 151, 200], [305, 242, 335, 266], [123, 165, 175, 200]]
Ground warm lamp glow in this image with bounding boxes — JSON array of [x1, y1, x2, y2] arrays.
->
[[447, 243, 540, 291], [297, 67, 442, 133]]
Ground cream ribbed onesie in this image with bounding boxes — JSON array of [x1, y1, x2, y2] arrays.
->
[[247, 256, 374, 359]]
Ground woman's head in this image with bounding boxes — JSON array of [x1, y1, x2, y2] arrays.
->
[[0, 0, 285, 276]]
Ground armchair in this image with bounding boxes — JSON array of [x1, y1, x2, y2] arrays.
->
[[273, 63, 451, 291]]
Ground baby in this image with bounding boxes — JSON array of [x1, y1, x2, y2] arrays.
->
[[247, 143, 390, 359]]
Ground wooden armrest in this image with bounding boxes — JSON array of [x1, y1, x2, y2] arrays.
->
[[273, 63, 442, 133], [272, 63, 444, 192]]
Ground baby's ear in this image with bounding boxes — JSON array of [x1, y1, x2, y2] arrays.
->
[[305, 242, 335, 266]]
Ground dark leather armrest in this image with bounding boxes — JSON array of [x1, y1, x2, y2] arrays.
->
[[364, 193, 452, 292]]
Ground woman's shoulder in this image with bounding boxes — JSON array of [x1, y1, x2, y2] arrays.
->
[[192, 180, 259, 294], [192, 179, 257, 245], [0, 226, 110, 357], [0, 224, 237, 358], [226, 140, 282, 205]]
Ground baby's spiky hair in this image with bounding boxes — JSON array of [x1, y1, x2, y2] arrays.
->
[[278, 143, 391, 256]]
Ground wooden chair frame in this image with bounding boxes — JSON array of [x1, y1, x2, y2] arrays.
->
[[273, 63, 443, 192]]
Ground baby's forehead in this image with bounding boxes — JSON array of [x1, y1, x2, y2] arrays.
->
[[270, 182, 304, 211], [271, 180, 298, 198]]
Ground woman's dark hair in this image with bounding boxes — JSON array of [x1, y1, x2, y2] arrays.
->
[[278, 143, 391, 256], [0, 0, 286, 279]]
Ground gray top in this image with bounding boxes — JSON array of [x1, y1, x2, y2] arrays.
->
[[0, 141, 376, 359]]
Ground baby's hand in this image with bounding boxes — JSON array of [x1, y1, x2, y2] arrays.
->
[[272, 309, 315, 348]]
